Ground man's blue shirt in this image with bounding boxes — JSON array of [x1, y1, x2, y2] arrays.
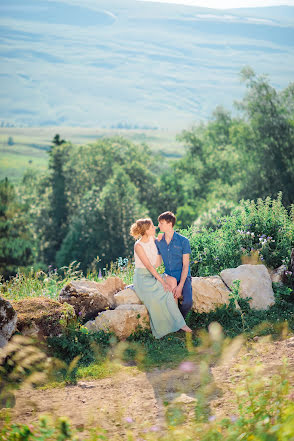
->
[[155, 231, 191, 282]]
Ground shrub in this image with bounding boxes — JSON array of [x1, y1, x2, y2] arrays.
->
[[46, 324, 114, 366], [181, 194, 294, 277]]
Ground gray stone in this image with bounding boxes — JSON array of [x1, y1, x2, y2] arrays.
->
[[268, 265, 287, 284], [84, 304, 149, 339], [114, 288, 142, 306], [0, 297, 17, 348], [220, 264, 275, 310], [192, 275, 233, 313], [59, 277, 125, 320]]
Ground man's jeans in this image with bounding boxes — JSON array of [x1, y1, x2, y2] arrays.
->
[[179, 276, 193, 319]]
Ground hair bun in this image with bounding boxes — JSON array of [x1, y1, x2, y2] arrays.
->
[[130, 218, 152, 239]]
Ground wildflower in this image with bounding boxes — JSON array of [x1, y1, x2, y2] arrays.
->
[[179, 361, 195, 372], [98, 268, 103, 279], [79, 311, 82, 316], [125, 417, 133, 423], [230, 415, 238, 422], [251, 232, 255, 237], [285, 271, 293, 276], [150, 426, 160, 432], [208, 415, 216, 422]]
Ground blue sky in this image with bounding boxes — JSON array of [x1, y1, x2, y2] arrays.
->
[[142, 0, 294, 8]]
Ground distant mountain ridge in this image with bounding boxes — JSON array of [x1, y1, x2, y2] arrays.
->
[[0, 0, 293, 128]]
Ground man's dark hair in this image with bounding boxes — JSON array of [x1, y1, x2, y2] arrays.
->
[[158, 211, 176, 227]]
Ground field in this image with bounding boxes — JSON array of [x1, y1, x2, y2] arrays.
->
[[0, 127, 185, 183]]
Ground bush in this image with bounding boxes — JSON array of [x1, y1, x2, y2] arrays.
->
[[47, 324, 114, 366], [181, 194, 294, 277]]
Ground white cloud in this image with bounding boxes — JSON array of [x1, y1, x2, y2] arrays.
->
[[139, 0, 294, 8]]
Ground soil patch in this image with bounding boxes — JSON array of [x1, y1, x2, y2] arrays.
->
[[7, 336, 294, 440]]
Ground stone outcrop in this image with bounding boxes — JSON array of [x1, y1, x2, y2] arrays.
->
[[114, 288, 142, 307], [59, 277, 125, 321], [191, 276, 232, 313], [11, 298, 76, 338], [84, 304, 149, 339], [268, 265, 287, 284], [220, 264, 275, 310], [0, 297, 17, 348]]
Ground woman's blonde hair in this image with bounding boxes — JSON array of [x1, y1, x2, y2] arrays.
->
[[130, 218, 152, 239]]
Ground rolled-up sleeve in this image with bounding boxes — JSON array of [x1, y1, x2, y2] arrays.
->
[[182, 238, 191, 254]]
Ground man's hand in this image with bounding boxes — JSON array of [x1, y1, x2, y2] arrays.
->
[[173, 284, 183, 299]]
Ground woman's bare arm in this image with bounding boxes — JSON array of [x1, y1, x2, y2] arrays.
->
[[155, 254, 162, 268]]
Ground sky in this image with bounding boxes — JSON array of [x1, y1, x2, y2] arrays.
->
[[142, 0, 294, 8]]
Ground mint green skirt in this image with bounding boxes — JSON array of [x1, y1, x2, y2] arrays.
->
[[133, 268, 186, 339]]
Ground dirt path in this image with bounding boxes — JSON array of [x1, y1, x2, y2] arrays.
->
[[8, 336, 294, 440]]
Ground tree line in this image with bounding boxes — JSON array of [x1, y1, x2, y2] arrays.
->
[[1, 69, 294, 278]]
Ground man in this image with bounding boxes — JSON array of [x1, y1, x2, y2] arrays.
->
[[155, 211, 193, 319]]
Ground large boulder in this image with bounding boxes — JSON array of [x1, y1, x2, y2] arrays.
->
[[0, 297, 17, 348], [59, 277, 125, 321], [268, 265, 287, 284], [84, 304, 149, 339], [11, 298, 76, 338], [114, 288, 142, 307], [191, 276, 232, 313], [220, 264, 275, 310]]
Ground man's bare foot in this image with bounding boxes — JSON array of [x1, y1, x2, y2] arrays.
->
[[181, 325, 192, 333]]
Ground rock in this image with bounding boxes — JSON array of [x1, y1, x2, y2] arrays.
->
[[268, 265, 287, 284], [114, 288, 142, 307], [11, 298, 76, 338], [220, 264, 275, 310], [191, 276, 232, 313], [0, 297, 17, 348], [172, 393, 197, 404], [59, 277, 125, 321], [84, 304, 150, 339]]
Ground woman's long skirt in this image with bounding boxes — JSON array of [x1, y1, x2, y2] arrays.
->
[[133, 268, 186, 339]]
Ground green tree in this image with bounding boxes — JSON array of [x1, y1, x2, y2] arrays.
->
[[56, 167, 143, 272], [235, 68, 294, 205], [52, 134, 66, 146], [0, 178, 33, 279]]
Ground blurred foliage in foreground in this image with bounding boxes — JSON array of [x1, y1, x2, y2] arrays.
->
[[1, 321, 294, 440], [1, 68, 294, 278]]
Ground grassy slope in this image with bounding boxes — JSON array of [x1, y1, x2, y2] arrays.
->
[[0, 127, 185, 183]]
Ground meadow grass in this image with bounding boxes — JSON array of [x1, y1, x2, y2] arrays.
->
[[0, 127, 184, 183]]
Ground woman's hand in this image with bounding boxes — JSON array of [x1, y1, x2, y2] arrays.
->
[[161, 279, 170, 291], [157, 232, 164, 241]]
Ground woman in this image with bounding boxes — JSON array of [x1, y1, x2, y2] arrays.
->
[[130, 218, 192, 339]]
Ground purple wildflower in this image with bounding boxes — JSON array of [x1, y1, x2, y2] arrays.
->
[[125, 417, 133, 423], [179, 361, 195, 372], [150, 426, 160, 432], [208, 415, 216, 422]]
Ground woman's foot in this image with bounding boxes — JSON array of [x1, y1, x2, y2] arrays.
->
[[181, 325, 192, 333]]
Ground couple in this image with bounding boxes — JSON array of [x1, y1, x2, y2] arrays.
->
[[130, 211, 193, 339]]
